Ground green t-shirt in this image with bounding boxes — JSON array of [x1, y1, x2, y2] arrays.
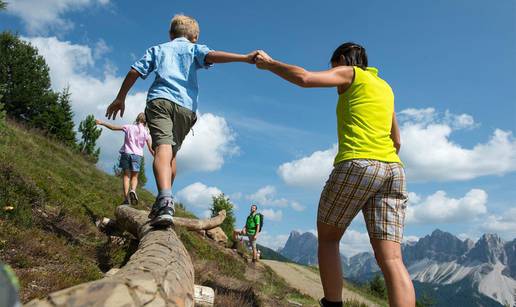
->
[[334, 66, 401, 165], [245, 213, 261, 235]]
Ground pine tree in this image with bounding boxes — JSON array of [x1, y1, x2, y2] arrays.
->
[[210, 194, 236, 239], [0, 1, 6, 10], [78, 115, 102, 162], [138, 156, 147, 186], [0, 32, 54, 124]]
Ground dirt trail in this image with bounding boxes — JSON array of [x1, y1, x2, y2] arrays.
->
[[263, 260, 381, 307]]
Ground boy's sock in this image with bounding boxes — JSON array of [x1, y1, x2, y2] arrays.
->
[[157, 188, 172, 200], [320, 298, 343, 307]]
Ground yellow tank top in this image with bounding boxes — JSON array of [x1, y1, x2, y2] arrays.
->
[[334, 66, 401, 165]]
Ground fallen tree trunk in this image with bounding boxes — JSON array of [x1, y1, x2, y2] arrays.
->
[[174, 210, 226, 230], [25, 206, 221, 307]]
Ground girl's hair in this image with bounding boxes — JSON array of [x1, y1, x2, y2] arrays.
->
[[135, 112, 146, 126], [330, 42, 368, 70]]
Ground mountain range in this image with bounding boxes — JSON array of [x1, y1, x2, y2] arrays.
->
[[278, 229, 516, 307]]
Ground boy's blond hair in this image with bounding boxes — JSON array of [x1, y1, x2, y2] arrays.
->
[[169, 14, 199, 41]]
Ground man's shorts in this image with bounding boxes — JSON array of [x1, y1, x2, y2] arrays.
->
[[246, 234, 257, 249], [119, 152, 142, 172], [317, 159, 408, 243], [145, 98, 197, 154]]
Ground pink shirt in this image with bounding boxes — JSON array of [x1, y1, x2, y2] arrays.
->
[[119, 124, 149, 156]]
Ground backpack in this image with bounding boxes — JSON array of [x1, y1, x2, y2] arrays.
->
[[254, 213, 264, 232]]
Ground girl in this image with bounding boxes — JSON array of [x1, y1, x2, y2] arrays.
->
[[96, 112, 154, 205], [255, 44, 415, 307]]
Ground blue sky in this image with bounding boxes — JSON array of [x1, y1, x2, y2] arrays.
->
[[2, 0, 515, 256]]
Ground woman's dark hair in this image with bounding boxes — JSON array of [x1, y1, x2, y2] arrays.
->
[[330, 42, 368, 70]]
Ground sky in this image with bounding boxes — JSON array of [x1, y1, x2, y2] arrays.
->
[[1, 0, 515, 257]]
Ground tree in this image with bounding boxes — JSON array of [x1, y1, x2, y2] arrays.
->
[[0, 1, 6, 10], [0, 32, 54, 124], [0, 85, 6, 130], [78, 115, 102, 162], [32, 87, 76, 147], [416, 292, 435, 307], [138, 156, 147, 186], [368, 274, 387, 299], [210, 194, 236, 239]]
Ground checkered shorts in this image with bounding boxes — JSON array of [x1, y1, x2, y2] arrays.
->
[[317, 159, 408, 243]]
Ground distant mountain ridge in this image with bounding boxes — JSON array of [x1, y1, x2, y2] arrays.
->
[[275, 229, 516, 307]]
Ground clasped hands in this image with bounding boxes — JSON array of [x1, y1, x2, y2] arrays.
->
[[248, 50, 274, 69]]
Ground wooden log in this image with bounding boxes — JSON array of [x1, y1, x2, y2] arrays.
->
[[174, 210, 226, 230], [25, 206, 196, 307]]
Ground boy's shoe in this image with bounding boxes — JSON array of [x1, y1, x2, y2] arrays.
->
[[149, 197, 175, 227], [128, 190, 138, 206], [319, 298, 343, 307]]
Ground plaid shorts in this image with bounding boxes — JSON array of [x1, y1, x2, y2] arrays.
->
[[317, 159, 408, 243]]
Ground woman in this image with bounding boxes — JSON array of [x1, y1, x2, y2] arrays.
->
[[96, 112, 154, 205], [255, 43, 415, 307]]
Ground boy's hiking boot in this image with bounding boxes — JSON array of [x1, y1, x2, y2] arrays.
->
[[128, 190, 138, 205], [149, 197, 175, 227]]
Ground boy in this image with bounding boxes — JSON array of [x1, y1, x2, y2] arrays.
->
[[105, 14, 257, 226]]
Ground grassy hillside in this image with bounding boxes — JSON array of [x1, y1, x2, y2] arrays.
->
[[0, 121, 319, 306]]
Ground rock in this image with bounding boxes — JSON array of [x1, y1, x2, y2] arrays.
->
[[206, 227, 227, 243]]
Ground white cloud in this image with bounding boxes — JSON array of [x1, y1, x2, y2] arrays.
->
[[257, 232, 289, 251], [23, 36, 238, 175], [291, 201, 305, 212], [340, 230, 373, 258], [93, 39, 111, 59], [277, 144, 337, 189], [399, 108, 516, 182], [247, 186, 288, 207], [403, 235, 420, 244], [261, 209, 283, 222], [406, 189, 488, 224], [6, 0, 111, 34], [178, 113, 239, 173], [481, 208, 516, 240], [175, 182, 222, 211]]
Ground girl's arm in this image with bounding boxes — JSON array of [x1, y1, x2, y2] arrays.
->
[[146, 138, 155, 156], [255, 50, 354, 88], [390, 112, 401, 154], [95, 119, 124, 131]]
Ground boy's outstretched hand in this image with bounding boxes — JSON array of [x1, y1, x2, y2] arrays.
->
[[105, 98, 125, 120], [254, 50, 273, 69]]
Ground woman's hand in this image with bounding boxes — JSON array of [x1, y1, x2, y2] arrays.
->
[[255, 50, 274, 70], [95, 119, 102, 125]]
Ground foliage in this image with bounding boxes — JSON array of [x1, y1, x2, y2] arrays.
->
[[78, 114, 102, 162], [368, 274, 388, 299], [0, 86, 5, 129], [137, 156, 147, 186], [416, 292, 435, 307], [0, 1, 6, 10], [0, 32, 76, 146], [210, 193, 236, 239]]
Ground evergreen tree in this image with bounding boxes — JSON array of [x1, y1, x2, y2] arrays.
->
[[0, 1, 6, 10], [78, 115, 102, 162], [210, 194, 236, 239], [0, 32, 54, 124], [0, 86, 6, 130], [416, 293, 435, 307], [138, 156, 147, 186], [368, 274, 388, 299]]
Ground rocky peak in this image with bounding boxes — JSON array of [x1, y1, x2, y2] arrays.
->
[[464, 234, 507, 264], [403, 229, 470, 264], [280, 231, 318, 265]]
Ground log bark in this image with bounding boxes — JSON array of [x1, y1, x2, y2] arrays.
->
[[25, 206, 196, 307], [174, 210, 226, 230]]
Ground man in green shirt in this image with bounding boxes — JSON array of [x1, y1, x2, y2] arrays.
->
[[233, 204, 261, 262]]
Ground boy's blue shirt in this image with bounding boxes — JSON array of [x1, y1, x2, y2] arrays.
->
[[131, 37, 212, 113]]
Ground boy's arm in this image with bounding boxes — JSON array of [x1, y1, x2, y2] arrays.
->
[[95, 119, 123, 131], [205, 50, 257, 64], [390, 112, 401, 154], [105, 68, 141, 120]]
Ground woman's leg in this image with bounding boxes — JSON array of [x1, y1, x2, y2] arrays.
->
[[130, 171, 139, 191], [317, 222, 345, 302], [371, 239, 415, 307], [122, 170, 130, 199]]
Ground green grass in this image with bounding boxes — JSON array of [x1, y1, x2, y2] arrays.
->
[[0, 121, 169, 302]]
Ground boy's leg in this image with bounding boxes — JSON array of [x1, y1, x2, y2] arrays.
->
[[153, 144, 173, 193]]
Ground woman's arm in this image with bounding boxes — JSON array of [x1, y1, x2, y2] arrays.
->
[[95, 119, 124, 131], [146, 138, 155, 156], [390, 112, 401, 154], [255, 50, 354, 88]]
